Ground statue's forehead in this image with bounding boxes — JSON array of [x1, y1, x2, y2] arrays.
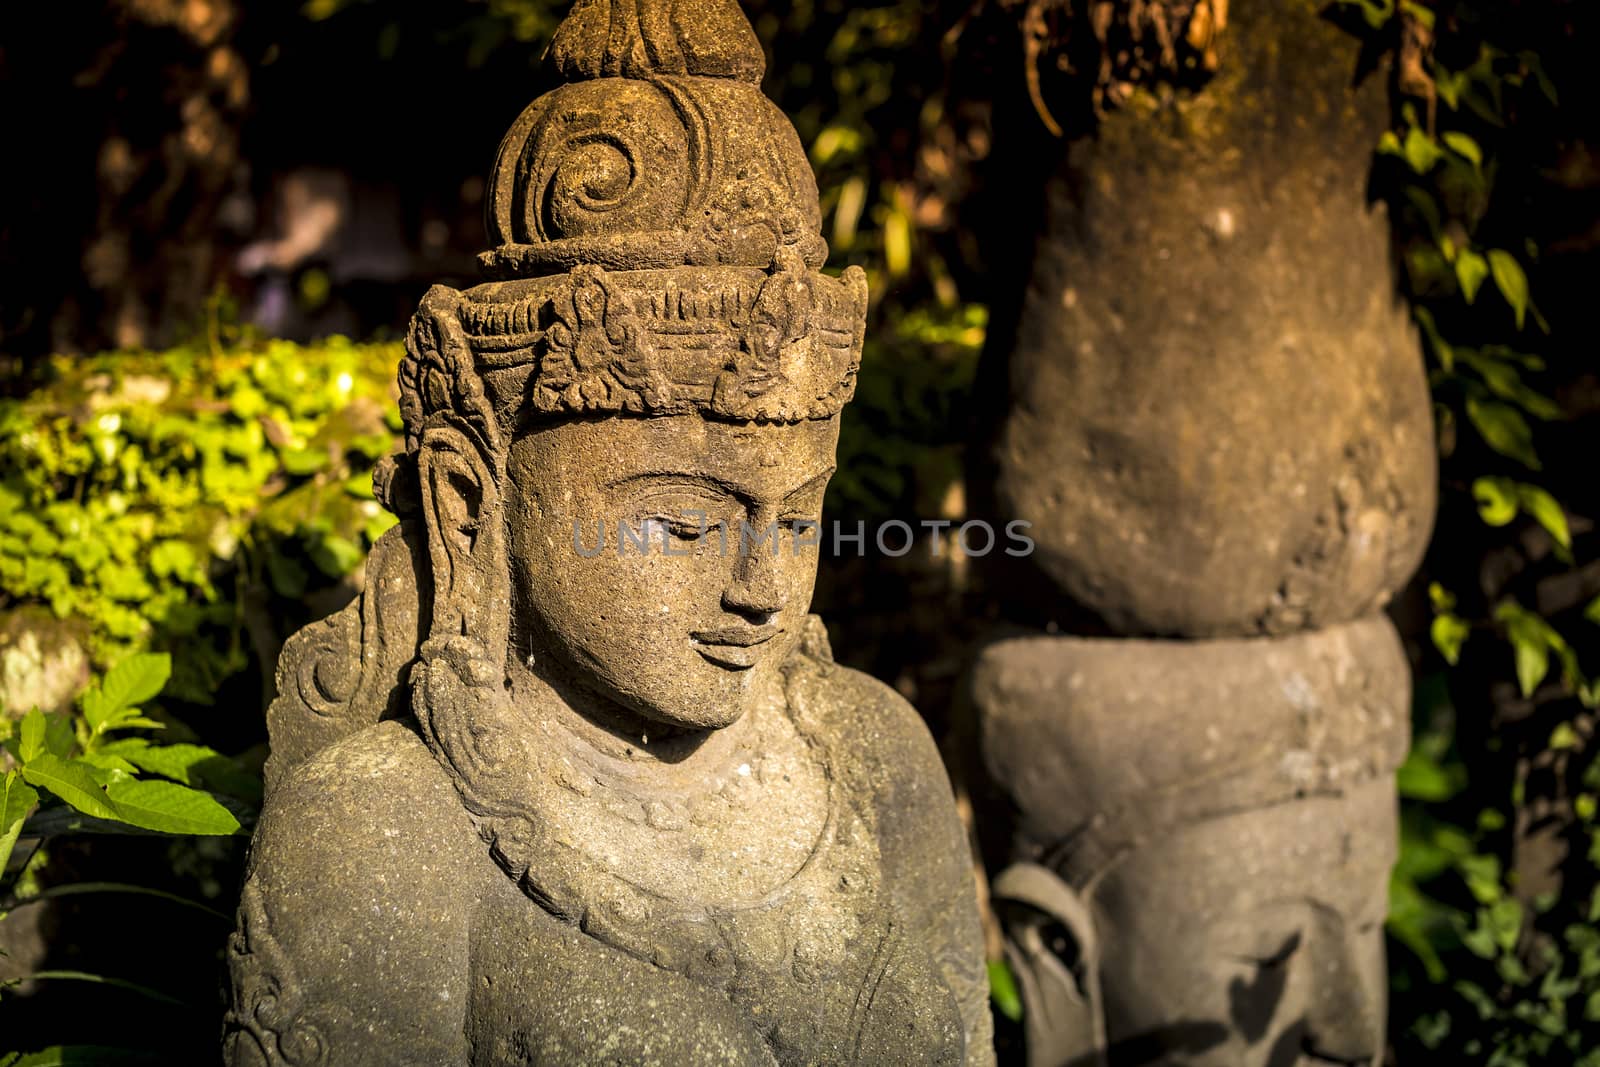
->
[[514, 415, 839, 494]]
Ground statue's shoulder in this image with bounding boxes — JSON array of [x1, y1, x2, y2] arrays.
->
[[252, 719, 477, 882], [785, 633, 951, 808], [229, 720, 478, 1066]]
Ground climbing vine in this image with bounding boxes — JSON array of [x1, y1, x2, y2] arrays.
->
[[1339, 0, 1600, 1060]]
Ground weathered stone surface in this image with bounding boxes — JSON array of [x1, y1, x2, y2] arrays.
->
[[0, 608, 91, 720], [969, 615, 1409, 1066], [981, 0, 1436, 637], [226, 1, 993, 1063]]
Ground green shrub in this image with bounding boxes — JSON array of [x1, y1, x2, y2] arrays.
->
[[0, 332, 403, 706]]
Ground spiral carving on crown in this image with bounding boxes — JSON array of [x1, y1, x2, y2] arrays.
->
[[503, 79, 707, 246]]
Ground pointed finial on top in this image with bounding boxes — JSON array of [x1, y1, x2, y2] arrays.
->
[[546, 0, 766, 83]]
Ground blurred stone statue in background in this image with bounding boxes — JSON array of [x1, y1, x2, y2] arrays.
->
[[964, 0, 1437, 1063], [975, 620, 1409, 1066], [222, 1, 993, 1063]]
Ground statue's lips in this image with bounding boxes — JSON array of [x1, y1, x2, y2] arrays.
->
[[690, 624, 781, 669]]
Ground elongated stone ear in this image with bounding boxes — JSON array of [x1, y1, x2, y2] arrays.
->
[[993, 863, 1108, 1067], [417, 423, 508, 660]]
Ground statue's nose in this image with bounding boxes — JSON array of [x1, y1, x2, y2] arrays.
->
[[723, 535, 784, 619], [1301, 912, 1383, 1066]]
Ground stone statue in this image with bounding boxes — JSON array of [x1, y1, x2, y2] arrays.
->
[[972, 617, 1410, 1066], [223, 2, 994, 1063], [960, 0, 1435, 1062]]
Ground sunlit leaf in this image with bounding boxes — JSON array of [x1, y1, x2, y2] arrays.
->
[[102, 779, 240, 836], [1431, 614, 1471, 666], [1488, 249, 1530, 330], [85, 652, 170, 731], [20, 754, 120, 822], [1428, 581, 1457, 613], [1465, 397, 1540, 469], [309, 534, 365, 578], [1455, 250, 1489, 302], [1402, 126, 1443, 174], [988, 958, 1023, 1022], [1471, 477, 1518, 526], [1396, 748, 1466, 801], [1442, 131, 1483, 169], [833, 176, 867, 250], [18, 708, 46, 764], [1516, 484, 1570, 550], [122, 743, 227, 787], [0, 1044, 165, 1066], [1, 771, 41, 877], [1496, 604, 1552, 699]]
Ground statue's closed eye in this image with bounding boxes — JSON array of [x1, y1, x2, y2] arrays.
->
[[1239, 930, 1303, 970]]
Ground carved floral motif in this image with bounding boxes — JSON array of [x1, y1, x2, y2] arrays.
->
[[223, 885, 329, 1067]]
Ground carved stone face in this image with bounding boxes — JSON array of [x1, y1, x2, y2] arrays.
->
[[1092, 781, 1395, 1067], [504, 414, 838, 730]]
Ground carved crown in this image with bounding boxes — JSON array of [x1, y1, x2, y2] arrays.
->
[[396, 0, 865, 460]]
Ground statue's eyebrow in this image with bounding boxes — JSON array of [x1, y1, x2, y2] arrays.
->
[[602, 466, 835, 505], [781, 467, 836, 504], [603, 471, 742, 496]]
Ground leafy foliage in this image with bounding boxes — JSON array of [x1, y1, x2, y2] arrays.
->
[[0, 319, 403, 703], [0, 653, 241, 886], [1338, 1, 1600, 1060]]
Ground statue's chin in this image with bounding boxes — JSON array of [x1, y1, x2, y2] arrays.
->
[[608, 664, 765, 733]]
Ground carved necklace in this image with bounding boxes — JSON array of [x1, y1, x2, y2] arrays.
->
[[414, 642, 890, 1005]]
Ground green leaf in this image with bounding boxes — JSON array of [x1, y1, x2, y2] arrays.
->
[[281, 448, 331, 476], [1442, 131, 1483, 169], [308, 533, 365, 578], [98, 716, 166, 734], [1398, 0, 1433, 27], [43, 714, 74, 758], [102, 779, 240, 836], [76, 750, 140, 775], [122, 743, 227, 787], [1431, 614, 1470, 666], [1402, 126, 1443, 174], [1455, 249, 1489, 302], [1586, 596, 1600, 626], [94, 653, 171, 721], [1435, 70, 1467, 111], [20, 754, 120, 822], [1396, 749, 1466, 801], [988, 958, 1023, 1022], [1488, 249, 1530, 330], [364, 510, 399, 545], [18, 708, 46, 764], [1428, 582, 1457, 613], [0, 1046, 166, 1066], [1472, 477, 1518, 526], [1509, 624, 1551, 699], [1488, 897, 1523, 952], [1466, 397, 1540, 469], [1550, 723, 1580, 751], [2, 771, 41, 876], [1516, 484, 1570, 550]]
